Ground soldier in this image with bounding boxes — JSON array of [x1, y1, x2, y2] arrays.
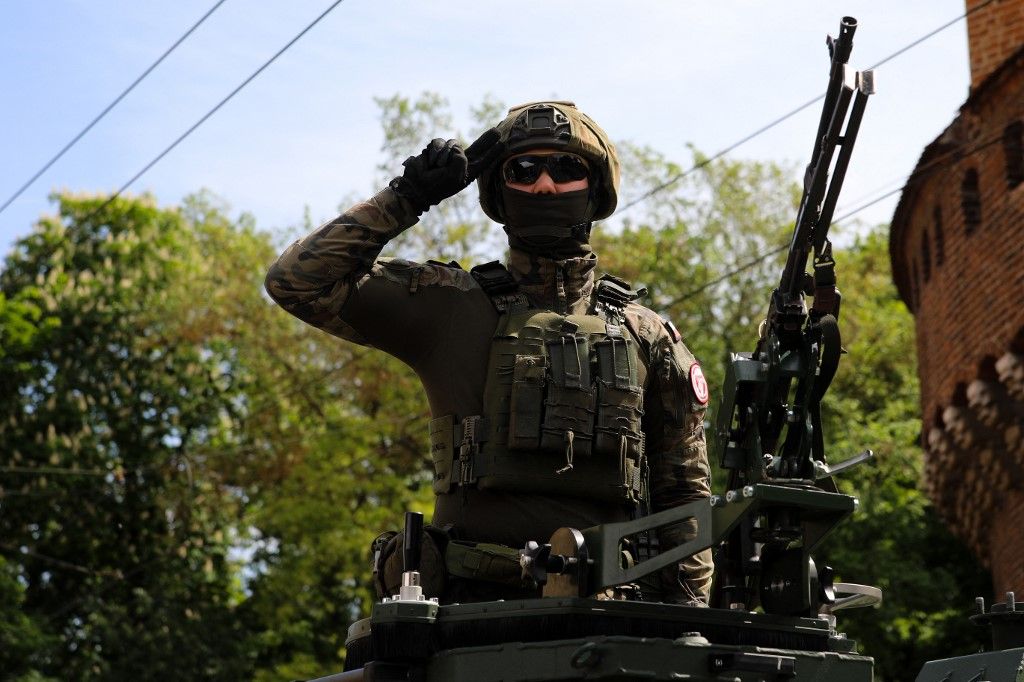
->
[[265, 101, 712, 606]]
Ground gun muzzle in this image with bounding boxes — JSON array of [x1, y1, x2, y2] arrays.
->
[[831, 17, 857, 64]]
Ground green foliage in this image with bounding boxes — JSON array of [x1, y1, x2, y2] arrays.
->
[[817, 229, 990, 681], [594, 145, 799, 468], [234, 343, 432, 677], [0, 556, 55, 680], [0, 193, 254, 679], [241, 409, 431, 680]]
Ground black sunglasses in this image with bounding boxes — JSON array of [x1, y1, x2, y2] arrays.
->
[[502, 153, 590, 185]]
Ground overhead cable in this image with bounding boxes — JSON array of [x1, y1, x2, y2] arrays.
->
[[0, 0, 230, 217], [618, 0, 997, 216], [71, 0, 347, 227], [671, 126, 1006, 302]]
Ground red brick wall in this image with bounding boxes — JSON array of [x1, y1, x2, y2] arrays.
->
[[889, 1, 1024, 597], [898, 67, 1024, 430], [990, 491, 1024, 594], [966, 0, 1024, 90]]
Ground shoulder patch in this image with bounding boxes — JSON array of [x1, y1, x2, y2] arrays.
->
[[690, 363, 710, 405]]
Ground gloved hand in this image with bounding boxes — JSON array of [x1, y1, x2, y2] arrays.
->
[[390, 128, 503, 213]]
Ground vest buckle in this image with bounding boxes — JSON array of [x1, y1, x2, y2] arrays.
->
[[457, 415, 488, 486]]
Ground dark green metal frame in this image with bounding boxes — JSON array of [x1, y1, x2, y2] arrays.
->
[[583, 483, 855, 592]]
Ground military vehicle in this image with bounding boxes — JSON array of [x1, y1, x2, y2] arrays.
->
[[309, 17, 1024, 682]]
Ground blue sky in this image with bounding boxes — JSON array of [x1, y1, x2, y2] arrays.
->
[[0, 1, 971, 255]]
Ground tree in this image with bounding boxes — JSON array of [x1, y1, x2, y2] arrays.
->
[[0, 556, 55, 680], [0, 187, 434, 679], [0, 193, 253, 679], [817, 228, 990, 682], [593, 145, 800, 449]]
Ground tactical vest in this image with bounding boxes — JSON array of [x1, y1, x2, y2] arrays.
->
[[429, 262, 648, 505]]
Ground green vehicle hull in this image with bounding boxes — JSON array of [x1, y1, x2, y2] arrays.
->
[[331, 597, 872, 682]]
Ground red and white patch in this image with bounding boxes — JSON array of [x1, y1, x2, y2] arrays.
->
[[690, 364, 709, 405]]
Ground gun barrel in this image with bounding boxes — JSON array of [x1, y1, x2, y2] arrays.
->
[[833, 17, 857, 64]]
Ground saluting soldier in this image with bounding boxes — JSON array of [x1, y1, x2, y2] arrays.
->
[[265, 101, 713, 605]]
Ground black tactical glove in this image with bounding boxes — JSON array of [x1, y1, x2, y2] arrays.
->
[[389, 128, 503, 213]]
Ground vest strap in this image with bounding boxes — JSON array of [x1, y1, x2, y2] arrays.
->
[[455, 415, 488, 486], [470, 261, 530, 313], [444, 541, 527, 587]]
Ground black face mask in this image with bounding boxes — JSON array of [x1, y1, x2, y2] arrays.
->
[[500, 186, 593, 254]]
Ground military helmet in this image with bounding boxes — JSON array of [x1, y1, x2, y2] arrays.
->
[[477, 101, 620, 223]]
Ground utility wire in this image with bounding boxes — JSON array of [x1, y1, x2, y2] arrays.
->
[[0, 465, 121, 477], [0, 0, 230, 218], [829, 174, 909, 214], [73, 0, 984, 229], [0, 542, 119, 577], [671, 126, 1007, 302], [618, 94, 823, 215], [44, 556, 162, 622], [618, 0, 998, 216], [829, 129, 1004, 222], [76, 0, 347, 226], [863, 0, 995, 72]]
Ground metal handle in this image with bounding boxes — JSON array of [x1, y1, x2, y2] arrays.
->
[[403, 511, 423, 573], [821, 582, 883, 613]]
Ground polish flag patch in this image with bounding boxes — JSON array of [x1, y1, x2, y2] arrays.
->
[[690, 363, 709, 404]]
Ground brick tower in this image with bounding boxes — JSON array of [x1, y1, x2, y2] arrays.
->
[[889, 0, 1024, 595]]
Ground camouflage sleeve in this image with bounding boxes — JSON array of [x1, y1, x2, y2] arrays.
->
[[264, 186, 420, 345], [641, 315, 714, 605]]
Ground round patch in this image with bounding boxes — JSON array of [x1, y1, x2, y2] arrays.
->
[[690, 364, 709, 405]]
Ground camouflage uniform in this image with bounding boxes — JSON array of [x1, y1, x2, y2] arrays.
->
[[265, 103, 713, 604]]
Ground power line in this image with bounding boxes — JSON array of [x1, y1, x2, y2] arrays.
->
[[617, 94, 823, 215], [77, 0, 347, 227], [864, 1, 994, 71], [618, 0, 998, 216], [69, 0, 984, 231], [671, 126, 1006, 302], [830, 174, 909, 215], [672, 244, 788, 303], [0, 0, 230, 218], [829, 129, 1005, 223], [0, 542, 118, 577], [43, 556, 160, 622], [0, 465, 120, 477]]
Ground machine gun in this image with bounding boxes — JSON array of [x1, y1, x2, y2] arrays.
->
[[711, 15, 876, 613]]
